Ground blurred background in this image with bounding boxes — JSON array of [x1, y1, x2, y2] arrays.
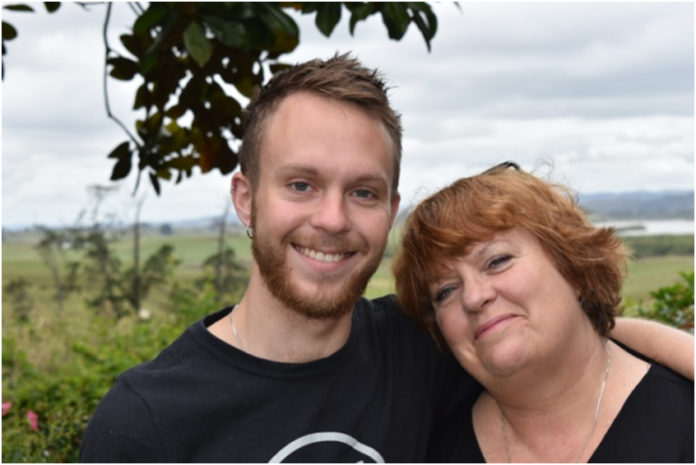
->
[[2, 2, 693, 461]]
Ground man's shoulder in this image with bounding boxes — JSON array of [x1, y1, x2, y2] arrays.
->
[[116, 307, 232, 389]]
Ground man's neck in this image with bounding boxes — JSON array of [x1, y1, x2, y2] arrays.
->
[[208, 271, 354, 363]]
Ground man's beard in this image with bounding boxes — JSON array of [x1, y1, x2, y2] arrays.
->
[[251, 227, 384, 320]]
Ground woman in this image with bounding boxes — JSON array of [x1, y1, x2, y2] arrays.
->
[[392, 162, 693, 462]]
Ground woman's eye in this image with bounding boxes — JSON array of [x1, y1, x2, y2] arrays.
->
[[487, 254, 512, 270], [433, 286, 454, 304]]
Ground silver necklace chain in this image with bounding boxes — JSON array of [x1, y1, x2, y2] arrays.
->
[[498, 340, 611, 463], [230, 305, 246, 351]]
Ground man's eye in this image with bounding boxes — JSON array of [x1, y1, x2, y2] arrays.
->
[[354, 189, 376, 200], [291, 182, 311, 192]]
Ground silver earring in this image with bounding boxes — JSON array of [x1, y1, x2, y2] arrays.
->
[[246, 226, 254, 239]]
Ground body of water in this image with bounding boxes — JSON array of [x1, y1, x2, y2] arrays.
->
[[594, 219, 694, 236]]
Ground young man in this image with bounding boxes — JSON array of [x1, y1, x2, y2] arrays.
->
[[80, 54, 692, 462]]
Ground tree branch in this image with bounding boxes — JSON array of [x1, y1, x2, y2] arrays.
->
[[102, 2, 140, 148]]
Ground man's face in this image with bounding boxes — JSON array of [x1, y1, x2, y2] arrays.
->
[[250, 91, 400, 319]]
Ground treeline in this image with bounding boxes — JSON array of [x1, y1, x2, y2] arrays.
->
[[622, 234, 694, 259]]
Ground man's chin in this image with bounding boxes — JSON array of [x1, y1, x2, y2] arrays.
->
[[274, 284, 365, 321]]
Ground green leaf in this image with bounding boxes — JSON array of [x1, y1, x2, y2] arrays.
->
[[409, 3, 438, 42], [183, 21, 213, 68], [233, 75, 256, 99], [120, 33, 142, 58], [166, 156, 197, 171], [348, 3, 374, 35], [110, 155, 132, 180], [155, 168, 172, 180], [203, 15, 246, 48], [381, 3, 410, 40], [107, 56, 139, 81], [2, 21, 18, 41], [314, 2, 342, 37], [3, 4, 34, 12], [408, 4, 437, 51], [149, 172, 161, 195], [133, 84, 152, 110], [140, 49, 159, 75], [107, 141, 131, 160], [164, 102, 188, 120], [43, 2, 60, 13], [269, 62, 293, 74], [301, 4, 320, 14], [133, 3, 169, 34], [259, 3, 299, 37]]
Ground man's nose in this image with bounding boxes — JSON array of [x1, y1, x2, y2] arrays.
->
[[310, 192, 351, 234]]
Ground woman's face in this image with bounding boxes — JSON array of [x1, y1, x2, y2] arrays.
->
[[429, 227, 589, 383]]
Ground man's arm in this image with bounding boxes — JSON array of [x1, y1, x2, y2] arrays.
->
[[612, 317, 694, 380], [80, 379, 165, 462]]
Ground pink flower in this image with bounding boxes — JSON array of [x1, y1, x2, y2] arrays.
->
[[26, 410, 39, 431], [2, 402, 11, 416]]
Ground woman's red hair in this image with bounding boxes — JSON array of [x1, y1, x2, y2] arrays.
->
[[392, 163, 627, 349]]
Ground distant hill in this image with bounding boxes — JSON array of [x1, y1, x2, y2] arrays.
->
[[579, 190, 693, 220], [3, 190, 692, 237]]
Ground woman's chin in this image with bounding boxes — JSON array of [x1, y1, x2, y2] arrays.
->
[[478, 339, 530, 378]]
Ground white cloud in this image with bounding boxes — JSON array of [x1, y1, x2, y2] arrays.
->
[[1, 2, 693, 227]]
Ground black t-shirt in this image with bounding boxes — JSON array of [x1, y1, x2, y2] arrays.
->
[[451, 361, 694, 463], [79, 296, 481, 462]]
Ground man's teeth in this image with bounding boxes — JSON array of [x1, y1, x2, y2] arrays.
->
[[298, 246, 346, 263]]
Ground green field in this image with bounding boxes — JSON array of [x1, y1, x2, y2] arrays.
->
[[1, 229, 692, 462], [2, 229, 693, 308]]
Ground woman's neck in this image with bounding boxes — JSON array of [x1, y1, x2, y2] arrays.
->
[[475, 336, 611, 462], [474, 339, 649, 462]]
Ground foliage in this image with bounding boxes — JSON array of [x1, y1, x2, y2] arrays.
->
[[1, 228, 692, 461], [104, 2, 437, 194], [198, 247, 248, 303], [80, 229, 130, 317], [3, 278, 35, 323], [2, 279, 231, 462], [2, 2, 439, 194], [634, 271, 694, 331], [622, 234, 694, 259], [35, 226, 81, 315], [1, 2, 60, 78]]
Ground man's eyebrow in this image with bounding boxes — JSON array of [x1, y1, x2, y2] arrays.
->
[[352, 174, 390, 189], [276, 166, 390, 189], [276, 165, 319, 177]]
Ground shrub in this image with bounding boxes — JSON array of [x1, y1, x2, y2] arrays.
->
[[634, 271, 694, 331], [1, 282, 227, 462]]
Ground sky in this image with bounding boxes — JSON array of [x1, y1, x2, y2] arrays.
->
[[2, 1, 694, 228]]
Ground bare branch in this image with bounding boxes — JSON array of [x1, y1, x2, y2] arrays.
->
[[102, 2, 140, 147]]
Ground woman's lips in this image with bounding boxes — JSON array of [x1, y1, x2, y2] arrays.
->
[[475, 314, 516, 340]]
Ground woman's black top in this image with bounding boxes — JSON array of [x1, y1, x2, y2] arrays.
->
[[452, 359, 694, 463]]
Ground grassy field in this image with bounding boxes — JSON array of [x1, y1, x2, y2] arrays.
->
[[2, 229, 693, 308], [1, 228, 692, 462], [364, 251, 694, 308]]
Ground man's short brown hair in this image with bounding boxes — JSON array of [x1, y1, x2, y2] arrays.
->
[[239, 53, 402, 194]]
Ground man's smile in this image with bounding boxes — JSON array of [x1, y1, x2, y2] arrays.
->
[[293, 244, 355, 263]]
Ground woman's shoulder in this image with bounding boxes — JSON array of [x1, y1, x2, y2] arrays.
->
[[646, 358, 694, 388], [592, 356, 693, 462]]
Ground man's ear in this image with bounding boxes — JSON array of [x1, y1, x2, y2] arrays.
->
[[231, 171, 253, 226], [389, 192, 401, 228]]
